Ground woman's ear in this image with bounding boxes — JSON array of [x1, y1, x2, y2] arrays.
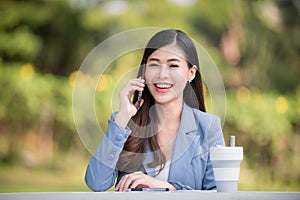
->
[[188, 65, 197, 82]]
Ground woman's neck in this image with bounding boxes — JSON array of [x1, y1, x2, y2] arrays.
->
[[155, 100, 182, 158], [156, 100, 183, 129], [158, 101, 183, 121]]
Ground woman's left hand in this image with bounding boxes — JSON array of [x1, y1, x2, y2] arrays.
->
[[115, 171, 176, 192]]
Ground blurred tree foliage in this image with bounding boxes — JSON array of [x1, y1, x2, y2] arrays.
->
[[0, 0, 299, 190]]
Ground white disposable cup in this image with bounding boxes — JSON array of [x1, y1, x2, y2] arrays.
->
[[210, 147, 243, 192]]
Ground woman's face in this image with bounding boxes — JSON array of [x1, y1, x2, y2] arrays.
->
[[145, 44, 197, 105]]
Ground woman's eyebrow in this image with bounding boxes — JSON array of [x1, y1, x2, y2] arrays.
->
[[148, 58, 160, 62], [148, 58, 181, 62], [167, 58, 181, 62]]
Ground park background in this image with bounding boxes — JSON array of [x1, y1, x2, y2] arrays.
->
[[0, 0, 299, 192]]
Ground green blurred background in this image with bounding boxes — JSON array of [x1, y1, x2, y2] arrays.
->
[[0, 0, 299, 192]]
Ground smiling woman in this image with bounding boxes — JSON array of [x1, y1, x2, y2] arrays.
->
[[84, 29, 225, 192], [145, 44, 197, 105]]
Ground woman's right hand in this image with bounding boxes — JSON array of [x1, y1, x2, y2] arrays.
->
[[114, 78, 145, 128]]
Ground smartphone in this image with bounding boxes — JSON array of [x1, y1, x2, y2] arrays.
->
[[136, 90, 142, 110], [136, 65, 145, 110], [125, 188, 169, 192]]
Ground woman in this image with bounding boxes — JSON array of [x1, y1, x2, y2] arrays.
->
[[85, 29, 225, 192]]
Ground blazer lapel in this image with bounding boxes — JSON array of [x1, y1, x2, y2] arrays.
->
[[168, 103, 198, 183]]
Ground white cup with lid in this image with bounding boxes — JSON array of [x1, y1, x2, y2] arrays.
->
[[210, 136, 243, 192]]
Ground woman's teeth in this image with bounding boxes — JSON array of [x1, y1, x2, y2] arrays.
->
[[154, 83, 173, 89]]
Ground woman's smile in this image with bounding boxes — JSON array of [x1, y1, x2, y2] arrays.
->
[[154, 82, 174, 93]]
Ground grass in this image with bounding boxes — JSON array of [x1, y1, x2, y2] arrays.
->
[[238, 161, 300, 191], [0, 157, 90, 193], [0, 156, 299, 193]]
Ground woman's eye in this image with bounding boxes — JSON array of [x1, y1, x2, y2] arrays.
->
[[170, 64, 179, 68], [149, 64, 159, 67]]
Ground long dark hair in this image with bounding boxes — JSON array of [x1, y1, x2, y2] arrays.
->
[[116, 29, 206, 174]]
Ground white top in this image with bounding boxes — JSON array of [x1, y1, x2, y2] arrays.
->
[[154, 160, 171, 181]]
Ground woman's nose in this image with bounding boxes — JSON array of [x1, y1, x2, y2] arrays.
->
[[158, 65, 169, 79]]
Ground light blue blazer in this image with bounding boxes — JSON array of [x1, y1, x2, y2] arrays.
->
[[85, 103, 225, 191]]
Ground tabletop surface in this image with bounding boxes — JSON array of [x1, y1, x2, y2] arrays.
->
[[0, 191, 299, 200]]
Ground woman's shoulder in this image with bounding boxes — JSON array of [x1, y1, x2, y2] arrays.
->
[[188, 106, 221, 133], [190, 107, 220, 122]]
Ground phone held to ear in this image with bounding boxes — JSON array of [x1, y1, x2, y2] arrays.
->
[[136, 90, 142, 110]]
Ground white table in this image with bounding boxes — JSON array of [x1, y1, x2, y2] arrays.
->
[[0, 191, 299, 200]]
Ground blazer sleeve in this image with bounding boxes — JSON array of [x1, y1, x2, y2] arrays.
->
[[84, 113, 131, 191], [202, 115, 225, 190]]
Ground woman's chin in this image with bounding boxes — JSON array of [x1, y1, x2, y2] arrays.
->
[[153, 96, 182, 106]]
